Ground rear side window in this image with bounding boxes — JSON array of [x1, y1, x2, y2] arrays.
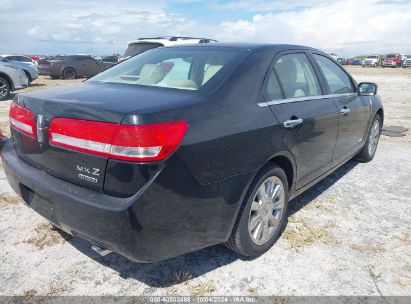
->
[[313, 54, 354, 94], [123, 43, 163, 58], [265, 70, 283, 100], [18, 56, 30, 62], [274, 53, 321, 98]]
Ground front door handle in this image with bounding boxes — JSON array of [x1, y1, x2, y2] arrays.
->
[[340, 107, 350, 115], [283, 118, 303, 129]]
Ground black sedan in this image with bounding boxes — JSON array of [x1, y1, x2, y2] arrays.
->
[[1, 43, 383, 262], [48, 55, 115, 79]]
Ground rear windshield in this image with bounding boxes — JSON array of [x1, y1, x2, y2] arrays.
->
[[123, 43, 163, 58], [90, 47, 249, 91]]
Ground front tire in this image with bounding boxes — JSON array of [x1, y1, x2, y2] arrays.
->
[[226, 165, 289, 257], [62, 67, 76, 79], [0, 76, 11, 101], [356, 115, 382, 162]]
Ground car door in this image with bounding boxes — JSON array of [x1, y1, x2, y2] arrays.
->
[[264, 51, 339, 189], [80, 58, 98, 76], [311, 53, 371, 164]]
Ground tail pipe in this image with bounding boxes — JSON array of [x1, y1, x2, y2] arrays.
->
[[91, 245, 112, 257]]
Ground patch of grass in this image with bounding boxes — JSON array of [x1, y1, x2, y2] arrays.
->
[[293, 195, 338, 212], [189, 280, 216, 296], [0, 192, 21, 207], [349, 242, 385, 253], [46, 280, 67, 296], [400, 232, 411, 246], [282, 216, 338, 249], [24, 223, 69, 250], [247, 287, 258, 296], [22, 289, 37, 299]]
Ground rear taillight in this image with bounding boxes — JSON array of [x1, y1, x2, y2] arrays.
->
[[48, 118, 188, 162], [9, 102, 36, 139]]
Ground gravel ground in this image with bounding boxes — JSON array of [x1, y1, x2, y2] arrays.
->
[[0, 69, 410, 297]]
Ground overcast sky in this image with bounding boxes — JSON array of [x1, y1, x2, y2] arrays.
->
[[1, 0, 410, 57]]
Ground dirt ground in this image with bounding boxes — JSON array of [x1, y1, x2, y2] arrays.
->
[[0, 69, 410, 297]]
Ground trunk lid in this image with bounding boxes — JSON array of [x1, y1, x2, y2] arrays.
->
[[12, 82, 196, 193]]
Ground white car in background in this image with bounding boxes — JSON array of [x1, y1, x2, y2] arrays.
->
[[0, 56, 38, 84], [327, 53, 339, 61], [0, 62, 28, 101], [1, 55, 37, 67], [402, 57, 411, 68], [122, 36, 218, 60]]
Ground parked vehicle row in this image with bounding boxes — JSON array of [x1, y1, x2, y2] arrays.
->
[[360, 53, 409, 68]]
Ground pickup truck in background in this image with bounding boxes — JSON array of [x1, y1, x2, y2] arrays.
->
[[362, 55, 381, 67], [382, 54, 406, 68]]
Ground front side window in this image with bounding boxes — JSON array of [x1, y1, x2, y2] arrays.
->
[[274, 53, 321, 98], [90, 47, 249, 91], [313, 54, 354, 94]]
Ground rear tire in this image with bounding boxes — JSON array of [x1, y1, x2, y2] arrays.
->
[[226, 164, 289, 257], [62, 67, 76, 79], [356, 115, 382, 163], [0, 76, 11, 101]]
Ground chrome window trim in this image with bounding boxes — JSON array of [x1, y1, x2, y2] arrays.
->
[[258, 93, 357, 107]]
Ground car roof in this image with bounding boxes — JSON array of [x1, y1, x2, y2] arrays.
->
[[1, 54, 31, 58], [155, 42, 317, 51]]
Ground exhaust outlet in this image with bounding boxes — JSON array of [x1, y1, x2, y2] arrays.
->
[[91, 245, 112, 256]]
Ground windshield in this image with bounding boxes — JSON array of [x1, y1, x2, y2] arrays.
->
[[387, 54, 396, 59], [0, 57, 8, 62], [90, 47, 249, 91], [368, 56, 377, 58]]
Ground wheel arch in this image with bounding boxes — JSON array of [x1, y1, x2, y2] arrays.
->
[[22, 70, 32, 82], [263, 152, 296, 193], [0, 72, 14, 90], [225, 150, 297, 242], [376, 108, 384, 125]]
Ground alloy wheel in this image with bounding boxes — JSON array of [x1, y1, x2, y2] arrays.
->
[[0, 79, 8, 99], [248, 176, 285, 245], [368, 119, 380, 156], [63, 68, 76, 79]]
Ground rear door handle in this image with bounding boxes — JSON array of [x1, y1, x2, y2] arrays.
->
[[283, 118, 303, 129], [340, 107, 350, 115]]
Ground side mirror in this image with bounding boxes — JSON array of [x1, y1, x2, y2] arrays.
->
[[358, 82, 377, 96]]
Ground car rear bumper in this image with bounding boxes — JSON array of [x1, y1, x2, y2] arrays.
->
[[38, 66, 51, 75], [1, 139, 248, 262]]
